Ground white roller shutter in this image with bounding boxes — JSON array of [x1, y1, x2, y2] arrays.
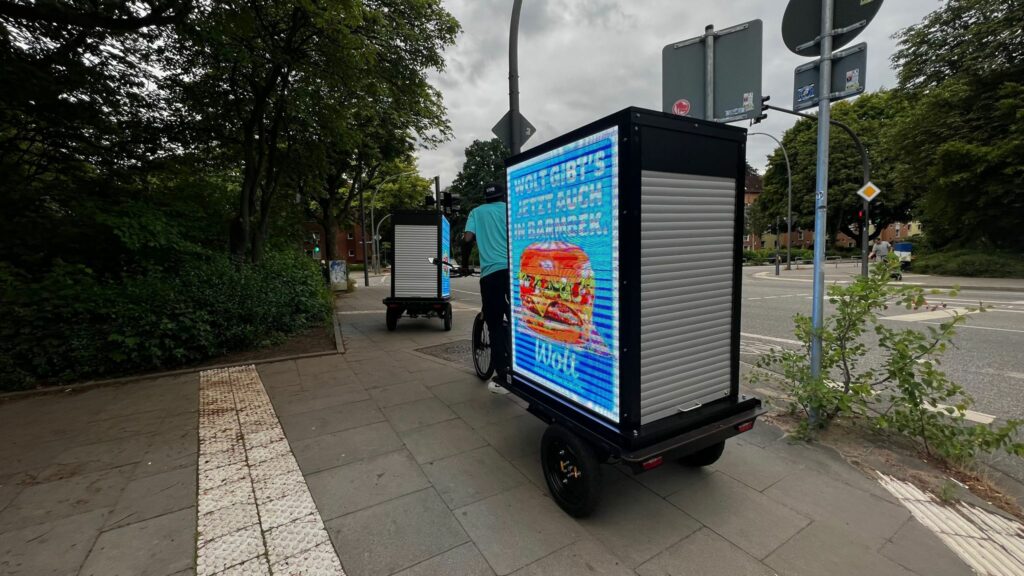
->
[[394, 225, 438, 298], [639, 171, 737, 424]]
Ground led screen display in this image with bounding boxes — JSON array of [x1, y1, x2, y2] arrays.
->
[[441, 215, 450, 298], [507, 126, 620, 422]]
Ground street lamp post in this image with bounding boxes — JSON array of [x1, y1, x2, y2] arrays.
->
[[749, 132, 793, 270], [509, 0, 523, 154], [764, 103, 872, 276]]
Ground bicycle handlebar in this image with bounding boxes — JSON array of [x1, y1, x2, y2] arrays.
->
[[428, 257, 478, 277]]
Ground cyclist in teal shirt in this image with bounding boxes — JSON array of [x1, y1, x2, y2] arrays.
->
[[462, 182, 510, 393]]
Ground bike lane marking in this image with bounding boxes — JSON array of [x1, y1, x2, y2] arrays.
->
[[197, 365, 346, 576]]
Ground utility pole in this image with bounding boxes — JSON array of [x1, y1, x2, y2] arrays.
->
[[749, 132, 793, 270]]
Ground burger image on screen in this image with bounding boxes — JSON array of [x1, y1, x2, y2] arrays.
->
[[518, 241, 596, 345]]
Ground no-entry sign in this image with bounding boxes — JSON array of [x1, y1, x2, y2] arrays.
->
[[672, 99, 691, 116]]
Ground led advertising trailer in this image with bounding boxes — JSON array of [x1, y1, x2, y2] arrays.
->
[[507, 126, 620, 423]]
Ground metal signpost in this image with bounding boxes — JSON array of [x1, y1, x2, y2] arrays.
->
[[496, 0, 535, 154], [662, 20, 763, 123], [782, 0, 883, 388]]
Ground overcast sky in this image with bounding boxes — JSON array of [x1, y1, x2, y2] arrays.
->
[[415, 0, 941, 188]]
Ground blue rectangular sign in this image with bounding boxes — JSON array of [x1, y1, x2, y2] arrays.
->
[[440, 215, 450, 297], [507, 126, 620, 423]]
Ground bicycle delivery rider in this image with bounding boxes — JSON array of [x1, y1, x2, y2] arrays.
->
[[461, 182, 510, 395]]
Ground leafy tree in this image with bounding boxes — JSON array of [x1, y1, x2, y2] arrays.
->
[[449, 138, 510, 211], [887, 0, 1024, 250], [751, 91, 914, 246]]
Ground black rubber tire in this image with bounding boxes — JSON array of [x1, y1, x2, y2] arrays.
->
[[679, 440, 726, 467], [472, 313, 493, 380], [386, 308, 399, 332], [541, 424, 602, 518], [443, 303, 453, 331]]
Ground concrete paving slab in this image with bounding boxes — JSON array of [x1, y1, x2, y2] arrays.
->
[[764, 469, 910, 549], [450, 395, 524, 429], [764, 521, 915, 576], [423, 446, 528, 509], [0, 508, 108, 576], [509, 454, 546, 490], [633, 460, 712, 498], [382, 397, 457, 433], [39, 434, 153, 479], [306, 449, 430, 520], [291, 421, 404, 475], [635, 527, 777, 576], [0, 464, 134, 532], [0, 474, 26, 516], [455, 484, 585, 575], [431, 378, 489, 406], [273, 385, 371, 417], [80, 507, 196, 576], [104, 465, 196, 530], [763, 438, 901, 506], [667, 470, 810, 559], [295, 355, 348, 378], [477, 414, 547, 462], [134, 428, 198, 479], [392, 542, 496, 576], [277, 400, 385, 442], [880, 518, 973, 576], [326, 488, 468, 576], [713, 438, 799, 492], [511, 539, 635, 576], [399, 418, 488, 464], [369, 382, 434, 408], [580, 471, 701, 568]]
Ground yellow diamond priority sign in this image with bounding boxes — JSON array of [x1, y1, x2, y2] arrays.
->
[[857, 181, 881, 203]]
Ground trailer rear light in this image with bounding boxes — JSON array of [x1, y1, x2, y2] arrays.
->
[[641, 456, 663, 471], [736, 420, 755, 433]]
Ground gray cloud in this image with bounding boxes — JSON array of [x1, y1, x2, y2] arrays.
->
[[418, 0, 938, 187]]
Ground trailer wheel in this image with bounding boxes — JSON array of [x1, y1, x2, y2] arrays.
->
[[679, 440, 725, 467], [386, 308, 399, 332], [443, 303, 453, 331], [541, 424, 602, 518]]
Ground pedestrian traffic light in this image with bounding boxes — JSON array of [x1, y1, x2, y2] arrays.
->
[[424, 194, 436, 209]]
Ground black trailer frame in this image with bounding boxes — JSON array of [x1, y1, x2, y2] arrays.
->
[[501, 107, 766, 516]]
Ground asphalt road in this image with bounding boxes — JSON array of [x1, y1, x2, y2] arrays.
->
[[444, 266, 1024, 422], [741, 266, 1024, 422]]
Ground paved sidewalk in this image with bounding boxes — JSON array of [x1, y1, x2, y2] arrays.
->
[[752, 262, 1024, 292], [3, 281, 1021, 575]]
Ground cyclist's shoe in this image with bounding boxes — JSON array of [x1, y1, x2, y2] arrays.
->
[[488, 382, 510, 395]]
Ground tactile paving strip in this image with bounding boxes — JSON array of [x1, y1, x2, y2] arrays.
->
[[198, 365, 346, 576], [877, 472, 1024, 576]]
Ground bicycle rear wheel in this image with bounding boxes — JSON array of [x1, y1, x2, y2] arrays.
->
[[472, 313, 494, 380]]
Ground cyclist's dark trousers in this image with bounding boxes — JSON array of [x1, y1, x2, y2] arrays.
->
[[480, 269, 510, 378]]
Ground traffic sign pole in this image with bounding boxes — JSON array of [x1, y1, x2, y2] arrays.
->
[[704, 24, 714, 120], [810, 0, 834, 390]]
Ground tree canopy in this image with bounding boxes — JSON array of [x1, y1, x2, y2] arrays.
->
[[449, 138, 510, 212], [887, 0, 1024, 250]]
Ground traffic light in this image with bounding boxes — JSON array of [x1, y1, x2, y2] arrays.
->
[[424, 194, 436, 209], [753, 95, 770, 124], [440, 190, 453, 214]]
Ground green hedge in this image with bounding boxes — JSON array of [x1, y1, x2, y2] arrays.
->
[[0, 250, 331, 391], [912, 249, 1024, 279]]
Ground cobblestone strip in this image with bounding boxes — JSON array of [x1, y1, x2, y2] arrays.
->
[[199, 366, 346, 576], [877, 472, 1024, 576]]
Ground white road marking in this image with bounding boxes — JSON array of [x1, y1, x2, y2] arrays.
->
[[198, 366, 346, 576], [923, 322, 1024, 335], [740, 332, 803, 346], [982, 369, 1024, 381], [452, 288, 481, 297], [881, 307, 976, 322], [877, 472, 1024, 576]]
